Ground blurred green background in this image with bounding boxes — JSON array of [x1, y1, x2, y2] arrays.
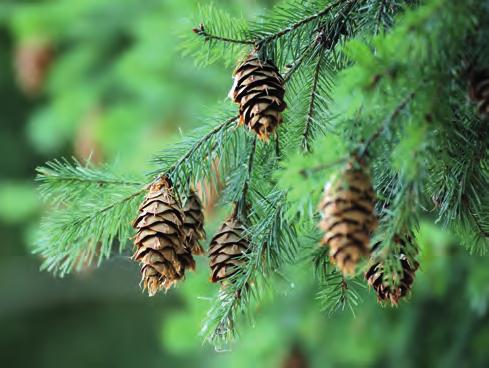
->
[[1, 1, 489, 367]]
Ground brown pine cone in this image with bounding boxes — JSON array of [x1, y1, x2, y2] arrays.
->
[[133, 177, 195, 295], [365, 235, 419, 306], [14, 39, 53, 96], [282, 343, 309, 368], [182, 190, 206, 256], [318, 161, 378, 275], [229, 53, 287, 141], [209, 216, 249, 283], [469, 68, 489, 117]]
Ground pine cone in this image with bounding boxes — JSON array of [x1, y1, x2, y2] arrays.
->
[[365, 235, 419, 305], [133, 177, 195, 295], [14, 39, 53, 96], [209, 216, 249, 283], [229, 53, 287, 141], [74, 107, 104, 164], [469, 68, 489, 117], [282, 343, 309, 368], [318, 161, 378, 275], [182, 191, 206, 256]]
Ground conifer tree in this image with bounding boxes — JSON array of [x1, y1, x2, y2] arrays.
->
[[35, 0, 489, 348]]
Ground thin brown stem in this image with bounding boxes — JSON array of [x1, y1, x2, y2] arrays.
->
[[302, 48, 324, 152], [299, 157, 347, 177], [240, 136, 258, 214], [193, 24, 255, 45], [361, 91, 417, 157], [283, 42, 317, 83]]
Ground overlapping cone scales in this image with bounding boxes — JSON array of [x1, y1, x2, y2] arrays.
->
[[182, 191, 206, 255], [469, 69, 489, 116], [133, 178, 195, 296], [318, 164, 377, 275], [230, 54, 286, 140], [365, 236, 419, 305], [209, 217, 249, 283]]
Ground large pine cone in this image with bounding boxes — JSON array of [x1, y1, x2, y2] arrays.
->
[[133, 177, 195, 295], [229, 53, 287, 141], [469, 68, 489, 117], [365, 235, 419, 305], [318, 162, 378, 275], [209, 216, 249, 283], [182, 191, 206, 256]]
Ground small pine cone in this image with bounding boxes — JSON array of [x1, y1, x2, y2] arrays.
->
[[74, 107, 104, 164], [229, 53, 287, 141], [365, 235, 419, 306], [469, 69, 489, 117], [133, 177, 195, 296], [182, 191, 206, 256], [209, 216, 249, 283], [282, 343, 309, 368], [14, 39, 53, 96], [318, 162, 378, 275]]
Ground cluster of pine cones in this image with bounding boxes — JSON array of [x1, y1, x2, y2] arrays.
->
[[132, 52, 420, 305], [133, 51, 285, 295], [133, 165, 418, 305], [133, 176, 249, 296], [318, 159, 418, 305]]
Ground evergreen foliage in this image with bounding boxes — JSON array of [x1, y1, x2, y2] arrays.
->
[[34, 0, 489, 348], [36, 159, 145, 275]]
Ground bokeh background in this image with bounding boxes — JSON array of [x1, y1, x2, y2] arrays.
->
[[1, 1, 489, 367]]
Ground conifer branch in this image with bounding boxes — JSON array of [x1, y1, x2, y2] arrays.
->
[[256, 0, 351, 47], [299, 158, 347, 177], [204, 190, 298, 346], [471, 212, 489, 238], [75, 189, 146, 224], [39, 170, 142, 187], [32, 0, 489, 349], [35, 185, 145, 275], [241, 137, 257, 200], [151, 113, 242, 200], [302, 48, 324, 152], [234, 136, 258, 217], [164, 115, 239, 177], [375, 0, 388, 34], [36, 159, 144, 205], [313, 248, 362, 316], [283, 41, 318, 83], [192, 0, 351, 53], [361, 90, 417, 157], [317, 272, 362, 316]]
